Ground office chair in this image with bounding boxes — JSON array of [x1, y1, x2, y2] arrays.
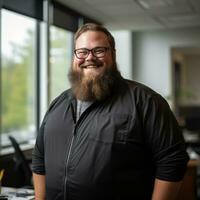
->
[[8, 135, 33, 187]]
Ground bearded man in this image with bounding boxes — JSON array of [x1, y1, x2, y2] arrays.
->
[[32, 23, 189, 200]]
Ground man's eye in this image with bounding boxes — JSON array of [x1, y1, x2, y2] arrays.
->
[[94, 49, 104, 54], [77, 50, 88, 55]]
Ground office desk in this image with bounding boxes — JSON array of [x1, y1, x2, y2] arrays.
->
[[177, 159, 200, 200], [0, 187, 34, 200]]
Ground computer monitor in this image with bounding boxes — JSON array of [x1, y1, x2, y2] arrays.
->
[[178, 105, 200, 132]]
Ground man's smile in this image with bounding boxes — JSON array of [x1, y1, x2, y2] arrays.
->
[[80, 63, 102, 69]]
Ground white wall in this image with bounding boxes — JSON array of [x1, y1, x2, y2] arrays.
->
[[132, 27, 200, 98], [111, 31, 132, 80]]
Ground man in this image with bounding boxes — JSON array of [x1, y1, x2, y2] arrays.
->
[[32, 23, 189, 200]]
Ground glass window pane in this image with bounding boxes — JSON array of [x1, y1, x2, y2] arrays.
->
[[1, 9, 37, 145], [50, 26, 73, 102]]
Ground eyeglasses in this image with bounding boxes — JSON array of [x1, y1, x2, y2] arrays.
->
[[74, 47, 110, 59]]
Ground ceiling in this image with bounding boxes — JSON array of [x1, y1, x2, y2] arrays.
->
[[56, 0, 200, 31]]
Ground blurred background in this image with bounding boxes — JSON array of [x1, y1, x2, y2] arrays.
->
[[0, 0, 200, 199]]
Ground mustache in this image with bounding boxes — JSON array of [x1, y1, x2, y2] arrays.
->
[[80, 61, 102, 68]]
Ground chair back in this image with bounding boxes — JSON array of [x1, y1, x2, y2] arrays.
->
[[9, 136, 32, 186]]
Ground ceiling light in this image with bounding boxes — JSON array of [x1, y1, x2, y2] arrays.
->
[[135, 0, 150, 9]]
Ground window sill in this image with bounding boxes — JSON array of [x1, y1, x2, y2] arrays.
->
[[0, 139, 35, 156]]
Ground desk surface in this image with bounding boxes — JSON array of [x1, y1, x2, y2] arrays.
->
[[0, 187, 34, 200], [188, 159, 200, 167]]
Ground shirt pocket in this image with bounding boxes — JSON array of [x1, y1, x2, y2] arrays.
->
[[88, 113, 132, 144], [88, 113, 145, 170]]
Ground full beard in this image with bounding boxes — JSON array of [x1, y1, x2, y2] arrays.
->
[[68, 62, 123, 101]]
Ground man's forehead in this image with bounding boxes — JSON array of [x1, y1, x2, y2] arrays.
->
[[76, 31, 108, 41], [75, 31, 110, 47]]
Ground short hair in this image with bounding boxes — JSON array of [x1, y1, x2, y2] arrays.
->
[[74, 23, 115, 50]]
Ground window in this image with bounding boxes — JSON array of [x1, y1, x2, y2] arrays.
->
[[0, 2, 95, 150], [1, 9, 37, 145], [49, 26, 73, 101]]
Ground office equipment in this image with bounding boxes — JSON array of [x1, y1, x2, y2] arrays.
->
[[0, 169, 5, 194], [0, 170, 4, 182], [0, 187, 34, 199]]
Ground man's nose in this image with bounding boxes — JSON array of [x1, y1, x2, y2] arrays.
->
[[86, 51, 96, 60]]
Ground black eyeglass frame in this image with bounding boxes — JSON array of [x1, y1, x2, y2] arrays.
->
[[74, 46, 110, 59]]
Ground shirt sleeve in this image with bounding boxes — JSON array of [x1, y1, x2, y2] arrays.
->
[[143, 93, 189, 182], [32, 119, 46, 175], [32, 91, 68, 175]]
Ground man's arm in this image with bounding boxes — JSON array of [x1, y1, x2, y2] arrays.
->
[[33, 173, 46, 200], [151, 178, 182, 200]]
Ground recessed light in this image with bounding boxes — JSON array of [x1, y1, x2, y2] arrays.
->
[[135, 0, 150, 9]]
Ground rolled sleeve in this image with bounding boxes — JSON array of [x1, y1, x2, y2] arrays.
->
[[143, 94, 189, 181], [154, 141, 189, 181], [32, 123, 46, 175]]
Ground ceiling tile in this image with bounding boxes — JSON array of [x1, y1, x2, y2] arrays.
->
[[159, 14, 200, 28], [189, 0, 200, 12], [56, 0, 200, 30]]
